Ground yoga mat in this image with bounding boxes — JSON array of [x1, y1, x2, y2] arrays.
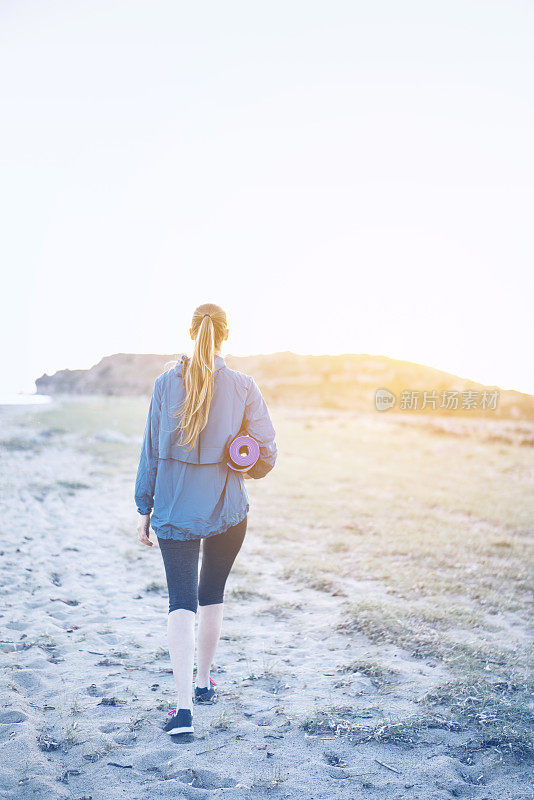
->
[[227, 434, 260, 472]]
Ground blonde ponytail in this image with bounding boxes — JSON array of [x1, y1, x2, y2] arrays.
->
[[174, 303, 227, 451]]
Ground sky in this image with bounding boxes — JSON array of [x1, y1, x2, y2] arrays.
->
[[1, 0, 533, 395]]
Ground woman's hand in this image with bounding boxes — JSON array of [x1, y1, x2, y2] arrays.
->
[[137, 514, 153, 547]]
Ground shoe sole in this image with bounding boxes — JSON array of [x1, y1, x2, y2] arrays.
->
[[167, 724, 194, 734]]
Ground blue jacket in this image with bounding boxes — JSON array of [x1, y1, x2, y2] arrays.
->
[[134, 354, 277, 540]]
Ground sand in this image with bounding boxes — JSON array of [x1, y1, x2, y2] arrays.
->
[[0, 400, 531, 800]]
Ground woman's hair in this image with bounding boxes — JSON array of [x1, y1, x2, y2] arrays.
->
[[173, 303, 228, 451]]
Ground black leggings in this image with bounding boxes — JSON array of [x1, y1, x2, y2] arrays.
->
[[157, 516, 247, 614]]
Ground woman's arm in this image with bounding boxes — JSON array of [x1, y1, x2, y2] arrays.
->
[[242, 377, 277, 479], [134, 378, 162, 515]]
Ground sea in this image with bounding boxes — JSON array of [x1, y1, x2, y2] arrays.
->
[[0, 394, 52, 406]]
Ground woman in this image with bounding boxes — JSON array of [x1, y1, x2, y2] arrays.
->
[[134, 303, 277, 735]]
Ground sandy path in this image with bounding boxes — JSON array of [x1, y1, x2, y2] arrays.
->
[[0, 406, 529, 799]]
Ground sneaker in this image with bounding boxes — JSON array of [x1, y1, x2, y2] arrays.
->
[[164, 707, 194, 734], [194, 676, 217, 704]]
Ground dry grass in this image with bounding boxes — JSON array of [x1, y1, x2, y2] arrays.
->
[[254, 407, 533, 761], [338, 658, 399, 686]]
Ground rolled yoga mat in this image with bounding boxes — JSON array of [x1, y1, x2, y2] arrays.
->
[[227, 434, 260, 472]]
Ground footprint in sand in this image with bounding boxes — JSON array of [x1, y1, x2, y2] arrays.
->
[[163, 766, 238, 789]]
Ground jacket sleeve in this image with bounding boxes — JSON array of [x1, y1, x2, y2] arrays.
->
[[243, 377, 277, 479], [134, 378, 162, 514]]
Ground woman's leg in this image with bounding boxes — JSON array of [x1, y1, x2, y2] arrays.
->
[[158, 536, 201, 710], [196, 605, 224, 688], [196, 516, 247, 687], [167, 610, 195, 711]]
